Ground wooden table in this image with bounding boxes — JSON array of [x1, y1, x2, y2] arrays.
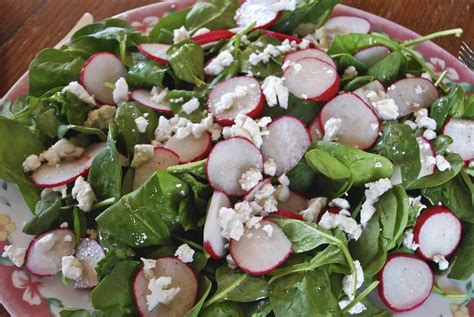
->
[[0, 0, 472, 315]]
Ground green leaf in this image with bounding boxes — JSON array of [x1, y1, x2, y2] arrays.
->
[[167, 40, 206, 86], [58, 125, 107, 141], [263, 93, 321, 125], [328, 33, 400, 56], [149, 8, 192, 44], [449, 222, 474, 280], [201, 301, 244, 317], [185, 0, 239, 32], [95, 247, 135, 280], [167, 159, 207, 179], [126, 53, 168, 89], [343, 76, 376, 92], [239, 36, 282, 79], [287, 159, 318, 196], [29, 96, 64, 138], [185, 276, 213, 317], [367, 51, 407, 85], [23, 191, 63, 235], [60, 308, 127, 317]]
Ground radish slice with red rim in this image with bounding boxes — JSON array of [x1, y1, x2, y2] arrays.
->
[[378, 253, 433, 313], [387, 78, 439, 116], [278, 191, 308, 213], [414, 206, 462, 260], [25, 229, 76, 277], [80, 52, 127, 105], [283, 48, 336, 69], [308, 117, 323, 142], [203, 190, 232, 259], [130, 89, 172, 114], [353, 80, 385, 103], [243, 178, 272, 202], [262, 30, 302, 43], [442, 118, 474, 161], [324, 16, 371, 37], [165, 132, 212, 164], [133, 147, 180, 189], [137, 43, 170, 64], [235, 0, 281, 29], [353, 45, 391, 68], [207, 76, 264, 126], [261, 115, 311, 176], [282, 57, 339, 102], [74, 238, 105, 289], [133, 257, 198, 317], [319, 93, 380, 149], [207, 137, 263, 196], [416, 137, 435, 179], [230, 220, 292, 275], [273, 210, 304, 220], [192, 29, 235, 45]]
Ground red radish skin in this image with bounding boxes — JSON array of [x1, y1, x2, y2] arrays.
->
[[137, 43, 170, 64], [133, 257, 198, 317], [261, 115, 311, 175], [133, 147, 180, 189], [165, 132, 212, 163], [206, 137, 263, 196], [262, 30, 302, 43], [316, 207, 342, 223], [230, 220, 292, 275], [244, 178, 272, 202], [308, 117, 323, 142], [192, 29, 235, 45], [74, 238, 105, 289], [353, 45, 391, 68], [283, 48, 336, 69], [130, 89, 172, 114], [378, 253, 434, 313], [353, 80, 386, 103], [235, 0, 282, 29], [278, 191, 308, 213], [25, 229, 76, 277], [80, 52, 127, 105], [319, 93, 381, 149], [387, 78, 439, 116], [416, 137, 436, 179], [282, 57, 339, 102], [207, 76, 265, 126], [324, 16, 371, 37], [203, 190, 232, 259], [273, 210, 304, 220], [442, 118, 474, 162], [413, 206, 462, 261]]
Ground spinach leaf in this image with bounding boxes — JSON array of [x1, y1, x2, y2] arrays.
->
[[263, 93, 321, 125], [168, 90, 206, 121], [239, 36, 282, 79], [126, 53, 168, 89], [60, 308, 127, 317], [29, 96, 64, 138], [328, 33, 399, 56], [343, 75, 376, 92], [185, 0, 239, 32], [149, 8, 191, 44], [287, 160, 318, 195], [185, 276, 212, 317], [53, 91, 91, 126], [23, 191, 63, 235], [167, 40, 206, 86], [448, 222, 474, 280], [95, 247, 135, 280], [174, 173, 212, 215], [201, 301, 244, 317], [1, 97, 29, 119], [332, 53, 367, 74], [58, 125, 107, 141], [367, 51, 407, 85], [431, 135, 453, 155], [167, 159, 207, 179], [351, 299, 391, 317]]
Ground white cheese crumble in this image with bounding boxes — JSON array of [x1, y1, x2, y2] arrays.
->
[[360, 178, 393, 227], [222, 114, 271, 148], [304, 27, 331, 50], [85, 105, 116, 129], [22, 154, 41, 173], [71, 176, 96, 212], [151, 87, 169, 104], [372, 98, 399, 120], [215, 86, 249, 114], [299, 197, 327, 222], [239, 167, 263, 191], [319, 209, 362, 240], [339, 299, 367, 315], [402, 229, 419, 250], [278, 174, 290, 186], [154, 114, 220, 144], [39, 139, 84, 166], [343, 66, 358, 80], [61, 255, 83, 281], [60, 222, 69, 228], [204, 51, 234, 75], [404, 120, 417, 130], [272, 0, 296, 11], [35, 233, 57, 252], [146, 276, 181, 312], [249, 39, 300, 65], [253, 183, 278, 213], [141, 257, 157, 279], [342, 260, 364, 300], [218, 207, 247, 241], [62, 81, 96, 105], [433, 254, 449, 270], [112, 77, 129, 104], [131, 144, 154, 168], [423, 129, 437, 140], [275, 184, 290, 202], [2, 245, 26, 267], [261, 76, 289, 109], [414, 85, 425, 95], [414, 109, 437, 130], [181, 98, 200, 114], [135, 116, 149, 133], [173, 26, 190, 43], [329, 198, 350, 210], [262, 224, 273, 237], [226, 254, 237, 269], [323, 118, 342, 141], [263, 158, 277, 176], [435, 155, 451, 171], [174, 244, 194, 263], [64, 234, 73, 242]]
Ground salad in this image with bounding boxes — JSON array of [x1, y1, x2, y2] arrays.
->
[[1, 0, 473, 316]]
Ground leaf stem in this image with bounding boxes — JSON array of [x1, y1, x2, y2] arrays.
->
[[203, 274, 246, 308], [342, 280, 380, 314], [434, 70, 449, 87], [433, 285, 468, 299], [92, 197, 116, 210], [402, 28, 463, 48]]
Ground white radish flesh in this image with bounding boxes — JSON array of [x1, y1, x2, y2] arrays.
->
[[74, 238, 105, 289], [133, 147, 180, 189], [416, 137, 435, 178], [353, 80, 385, 103], [131, 89, 172, 114], [282, 57, 339, 102], [165, 132, 212, 164], [230, 220, 292, 275], [25, 229, 76, 277], [278, 191, 308, 212], [243, 178, 272, 202], [235, 0, 281, 29], [378, 253, 433, 312], [207, 137, 263, 196], [353, 45, 391, 68], [80, 52, 127, 105], [414, 206, 462, 260], [137, 43, 170, 64], [443, 118, 474, 161], [324, 16, 371, 37], [283, 48, 336, 68], [261, 116, 311, 175], [133, 257, 198, 317], [308, 117, 323, 142], [203, 191, 232, 259], [387, 78, 439, 116], [319, 93, 380, 149], [207, 76, 264, 126]]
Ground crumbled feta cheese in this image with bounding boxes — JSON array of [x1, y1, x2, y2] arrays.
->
[[277, 174, 290, 186], [262, 224, 273, 237], [222, 114, 271, 148], [293, 63, 302, 73], [299, 197, 327, 222], [61, 255, 83, 281], [414, 109, 437, 130], [60, 222, 69, 228], [319, 209, 362, 240], [215, 86, 249, 114], [239, 167, 263, 191], [62, 81, 96, 105], [253, 183, 278, 213], [342, 260, 364, 300], [249, 39, 298, 65], [423, 129, 437, 140], [372, 98, 399, 120], [131, 144, 154, 168], [22, 154, 41, 173], [409, 196, 426, 217], [112, 77, 129, 104], [329, 198, 350, 210], [64, 234, 73, 242], [275, 184, 290, 202], [402, 229, 419, 250], [174, 244, 194, 263], [404, 120, 417, 130], [261, 76, 289, 109], [433, 254, 449, 270], [218, 207, 246, 241], [146, 276, 181, 312], [435, 155, 451, 171], [323, 118, 342, 141], [193, 27, 210, 37], [71, 176, 96, 212], [135, 116, 149, 133], [151, 87, 169, 104], [304, 27, 331, 50], [246, 216, 263, 229], [226, 254, 237, 269], [181, 98, 200, 115], [339, 299, 367, 315], [263, 159, 277, 176], [343, 66, 358, 80], [141, 257, 157, 279], [272, 0, 296, 11], [204, 51, 234, 75], [360, 178, 393, 227], [173, 26, 190, 43], [85, 105, 116, 129], [154, 117, 173, 143], [414, 85, 425, 95], [35, 233, 57, 252], [40, 139, 84, 166], [2, 245, 25, 267]]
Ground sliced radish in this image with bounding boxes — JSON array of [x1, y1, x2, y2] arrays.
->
[[130, 89, 172, 114], [319, 93, 380, 149], [261, 115, 311, 175], [262, 30, 302, 44], [282, 57, 339, 102], [25, 229, 76, 277], [80, 52, 127, 105], [316, 206, 341, 223], [137, 43, 170, 64], [283, 48, 336, 69], [353, 45, 391, 68], [442, 118, 474, 161], [207, 137, 263, 196], [32, 142, 107, 188], [192, 29, 234, 46], [243, 178, 272, 202], [207, 76, 264, 126], [416, 137, 435, 178], [324, 16, 371, 37], [74, 238, 105, 289], [308, 117, 323, 142], [413, 206, 462, 261], [378, 253, 434, 313], [273, 210, 304, 220], [277, 191, 307, 213], [387, 78, 439, 116], [165, 132, 212, 164], [235, 0, 281, 29], [203, 190, 232, 259], [133, 147, 180, 189], [353, 80, 385, 103], [133, 257, 198, 317]]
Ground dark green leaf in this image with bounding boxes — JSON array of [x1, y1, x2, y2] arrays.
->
[[263, 93, 321, 125], [126, 53, 168, 89], [58, 125, 107, 141], [367, 51, 407, 86], [185, 0, 239, 32], [448, 222, 474, 280], [201, 301, 244, 317], [149, 8, 191, 44], [23, 191, 63, 235], [185, 276, 212, 317], [167, 40, 206, 86]]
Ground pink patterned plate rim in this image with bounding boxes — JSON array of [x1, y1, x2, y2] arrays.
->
[[1, 2, 473, 317]]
